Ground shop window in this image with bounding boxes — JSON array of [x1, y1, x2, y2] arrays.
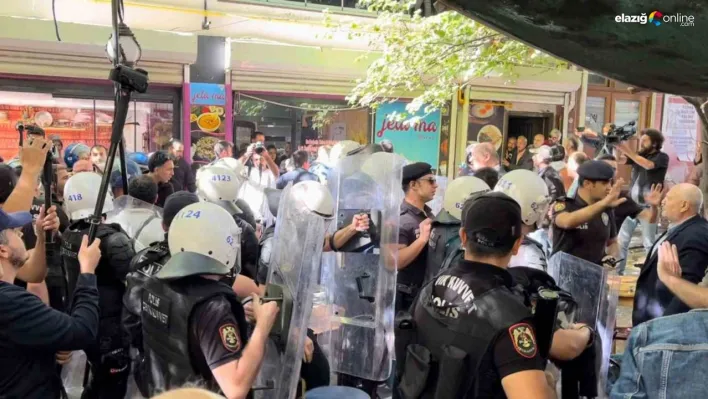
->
[[0, 91, 173, 161], [614, 99, 640, 126], [585, 96, 606, 133], [229, 0, 369, 13], [232, 92, 370, 163]]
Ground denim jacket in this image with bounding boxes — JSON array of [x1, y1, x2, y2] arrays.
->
[[610, 309, 708, 398]]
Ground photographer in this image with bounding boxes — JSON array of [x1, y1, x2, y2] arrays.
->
[[614, 129, 669, 273]]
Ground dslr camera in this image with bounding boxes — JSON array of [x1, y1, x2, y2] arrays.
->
[[254, 141, 265, 154]]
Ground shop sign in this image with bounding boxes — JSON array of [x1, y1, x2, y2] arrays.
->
[[189, 83, 226, 106], [374, 101, 441, 168]]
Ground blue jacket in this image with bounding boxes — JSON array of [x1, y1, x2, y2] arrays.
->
[[611, 309, 708, 398], [632, 215, 708, 326], [275, 167, 319, 189]]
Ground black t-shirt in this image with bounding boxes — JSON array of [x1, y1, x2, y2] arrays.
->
[[189, 296, 245, 374], [551, 196, 617, 265], [613, 192, 644, 230], [398, 200, 435, 288], [155, 182, 174, 208], [627, 151, 669, 204], [429, 261, 545, 395]]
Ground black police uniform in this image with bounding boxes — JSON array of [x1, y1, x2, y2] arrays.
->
[[398, 162, 436, 311], [397, 260, 545, 398], [425, 209, 462, 283], [139, 274, 249, 396], [550, 161, 617, 265], [60, 220, 135, 399]]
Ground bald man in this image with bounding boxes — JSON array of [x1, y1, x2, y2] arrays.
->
[[469, 142, 505, 175], [633, 183, 708, 325]]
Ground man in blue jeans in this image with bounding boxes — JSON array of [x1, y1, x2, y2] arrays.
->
[[613, 129, 669, 274], [611, 241, 708, 398]]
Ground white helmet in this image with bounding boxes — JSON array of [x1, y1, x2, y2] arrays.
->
[[160, 202, 242, 279], [494, 170, 551, 226], [197, 164, 243, 213], [361, 152, 408, 188], [213, 157, 246, 179], [63, 172, 114, 221], [290, 181, 335, 218], [442, 176, 490, 220], [329, 140, 362, 164]]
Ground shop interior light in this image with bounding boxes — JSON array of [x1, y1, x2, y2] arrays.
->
[[106, 22, 142, 66]]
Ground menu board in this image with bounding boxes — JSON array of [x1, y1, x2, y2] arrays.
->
[[467, 102, 506, 156], [188, 83, 227, 164]]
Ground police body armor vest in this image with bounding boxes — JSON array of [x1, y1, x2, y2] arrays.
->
[[398, 279, 532, 399], [425, 210, 461, 284], [60, 221, 133, 315], [139, 275, 249, 397], [124, 240, 171, 353]]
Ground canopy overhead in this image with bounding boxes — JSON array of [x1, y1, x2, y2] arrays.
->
[[438, 0, 708, 96]]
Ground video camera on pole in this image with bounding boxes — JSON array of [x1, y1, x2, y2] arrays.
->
[[596, 120, 637, 157], [87, 0, 149, 243]]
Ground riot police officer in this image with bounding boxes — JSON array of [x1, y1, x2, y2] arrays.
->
[[197, 163, 261, 280], [551, 160, 624, 265], [138, 202, 279, 397], [396, 162, 438, 311], [496, 170, 552, 271], [122, 191, 200, 378], [425, 176, 490, 282], [60, 172, 135, 399], [397, 192, 555, 398], [209, 157, 257, 228]]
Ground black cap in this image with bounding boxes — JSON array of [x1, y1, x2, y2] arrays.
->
[[163, 191, 200, 228], [461, 192, 521, 252], [577, 160, 614, 181], [402, 162, 432, 185]]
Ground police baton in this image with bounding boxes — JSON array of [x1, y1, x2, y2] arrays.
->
[[41, 151, 55, 247]]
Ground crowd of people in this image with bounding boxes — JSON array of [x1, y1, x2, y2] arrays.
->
[[1, 123, 707, 399]]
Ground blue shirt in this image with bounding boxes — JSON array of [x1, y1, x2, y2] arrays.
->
[[275, 168, 320, 189]]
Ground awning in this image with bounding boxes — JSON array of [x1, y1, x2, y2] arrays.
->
[[437, 0, 708, 96]]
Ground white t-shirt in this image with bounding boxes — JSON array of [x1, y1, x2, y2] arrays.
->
[[239, 166, 276, 223], [107, 208, 164, 252]]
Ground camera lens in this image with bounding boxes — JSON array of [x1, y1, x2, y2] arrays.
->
[[255, 147, 265, 154]]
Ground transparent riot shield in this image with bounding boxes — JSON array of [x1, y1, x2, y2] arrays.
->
[[313, 151, 404, 383], [547, 252, 620, 395], [256, 183, 328, 399], [105, 195, 164, 251]]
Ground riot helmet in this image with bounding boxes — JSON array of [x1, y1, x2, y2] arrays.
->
[[196, 164, 243, 215], [213, 157, 246, 178], [159, 202, 242, 279], [442, 176, 490, 220], [494, 170, 551, 226], [63, 172, 114, 221], [361, 152, 408, 189], [291, 181, 334, 218], [64, 143, 91, 169], [329, 140, 362, 165]]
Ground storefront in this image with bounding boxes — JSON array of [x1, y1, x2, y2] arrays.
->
[[0, 79, 180, 161]]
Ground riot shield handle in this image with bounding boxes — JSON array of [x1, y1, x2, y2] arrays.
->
[[356, 272, 375, 303]]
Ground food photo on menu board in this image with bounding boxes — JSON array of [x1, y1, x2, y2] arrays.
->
[[468, 102, 506, 153], [191, 105, 226, 163]]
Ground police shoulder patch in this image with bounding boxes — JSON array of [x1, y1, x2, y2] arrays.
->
[[553, 202, 566, 213], [219, 324, 241, 352], [508, 323, 537, 358]]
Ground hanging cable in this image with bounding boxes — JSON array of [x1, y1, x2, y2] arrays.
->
[[52, 0, 62, 41]]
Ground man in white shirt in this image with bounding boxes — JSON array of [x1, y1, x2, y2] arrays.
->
[[107, 175, 164, 251], [239, 145, 280, 223]]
